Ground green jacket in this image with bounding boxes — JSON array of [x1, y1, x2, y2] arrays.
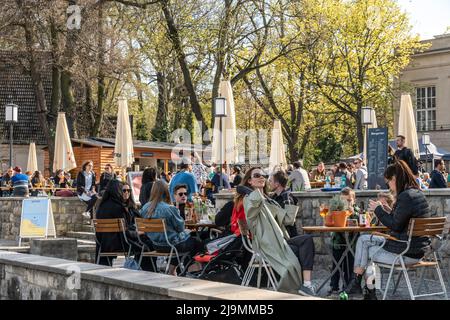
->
[[331, 206, 360, 250], [244, 190, 303, 293]]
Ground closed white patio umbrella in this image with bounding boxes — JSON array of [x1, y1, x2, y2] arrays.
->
[[211, 80, 239, 165], [53, 112, 77, 173], [27, 142, 38, 173], [398, 94, 420, 159], [269, 120, 287, 172], [114, 97, 135, 169]]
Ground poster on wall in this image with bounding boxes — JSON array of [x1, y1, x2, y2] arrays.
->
[[19, 198, 56, 246], [127, 171, 143, 206]]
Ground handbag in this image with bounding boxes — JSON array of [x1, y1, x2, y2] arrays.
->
[[123, 257, 141, 270]]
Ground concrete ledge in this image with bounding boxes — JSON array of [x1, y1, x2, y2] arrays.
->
[[0, 251, 319, 300]]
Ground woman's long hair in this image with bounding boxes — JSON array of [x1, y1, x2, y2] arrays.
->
[[384, 160, 419, 196], [234, 167, 268, 209], [122, 181, 137, 210], [146, 180, 171, 217], [82, 160, 93, 172], [97, 179, 124, 210], [142, 167, 157, 184]]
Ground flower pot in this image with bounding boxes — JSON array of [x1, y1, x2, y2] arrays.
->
[[332, 211, 350, 228], [324, 212, 335, 227]]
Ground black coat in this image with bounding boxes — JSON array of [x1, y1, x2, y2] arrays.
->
[[429, 170, 447, 189], [99, 172, 117, 193], [95, 198, 133, 253], [394, 148, 418, 175], [270, 190, 298, 237], [374, 188, 430, 259], [139, 181, 154, 205], [76, 171, 97, 195], [215, 200, 234, 233]]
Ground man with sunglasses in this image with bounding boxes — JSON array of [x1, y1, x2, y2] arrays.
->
[[173, 184, 189, 220]]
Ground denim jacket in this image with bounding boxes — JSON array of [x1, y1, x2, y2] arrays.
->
[[139, 201, 190, 247]]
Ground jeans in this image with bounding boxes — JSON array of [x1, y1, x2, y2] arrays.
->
[[354, 234, 420, 269], [153, 237, 204, 266]]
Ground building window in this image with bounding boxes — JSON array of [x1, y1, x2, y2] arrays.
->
[[416, 86, 436, 131]]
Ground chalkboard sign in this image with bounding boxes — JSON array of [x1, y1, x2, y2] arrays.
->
[[367, 128, 388, 190]]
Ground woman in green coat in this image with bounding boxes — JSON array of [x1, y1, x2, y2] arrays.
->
[[241, 167, 316, 295]]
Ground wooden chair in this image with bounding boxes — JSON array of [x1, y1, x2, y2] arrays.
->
[[134, 218, 188, 274], [238, 219, 278, 290], [93, 218, 131, 266], [371, 217, 448, 300]]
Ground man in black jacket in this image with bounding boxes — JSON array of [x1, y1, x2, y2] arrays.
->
[[394, 135, 419, 175], [429, 159, 447, 189]]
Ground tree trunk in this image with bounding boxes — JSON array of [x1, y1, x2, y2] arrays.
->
[[211, 0, 233, 127], [92, 3, 105, 137], [151, 71, 169, 141], [49, 20, 60, 123], [161, 0, 208, 133]]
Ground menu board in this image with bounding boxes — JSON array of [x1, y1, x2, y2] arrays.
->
[[367, 128, 388, 190]]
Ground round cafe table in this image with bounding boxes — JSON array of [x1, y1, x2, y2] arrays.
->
[[302, 225, 388, 294]]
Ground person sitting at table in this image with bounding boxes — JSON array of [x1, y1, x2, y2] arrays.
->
[[76, 160, 99, 219], [95, 179, 134, 266], [140, 180, 204, 275], [1, 168, 14, 197], [64, 172, 74, 187], [269, 170, 298, 237], [345, 160, 430, 300], [11, 166, 30, 197], [53, 169, 76, 197], [237, 167, 317, 295], [173, 184, 189, 220], [30, 171, 47, 197], [230, 165, 243, 188], [309, 162, 326, 182], [328, 187, 360, 296]]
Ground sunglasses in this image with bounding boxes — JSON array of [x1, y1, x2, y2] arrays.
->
[[177, 192, 188, 196], [252, 172, 268, 179], [122, 189, 130, 193]]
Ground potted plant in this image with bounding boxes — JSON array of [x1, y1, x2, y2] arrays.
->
[[326, 195, 350, 227]]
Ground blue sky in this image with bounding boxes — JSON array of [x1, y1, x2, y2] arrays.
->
[[397, 0, 450, 39]]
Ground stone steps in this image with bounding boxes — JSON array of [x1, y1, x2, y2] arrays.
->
[[80, 225, 95, 233], [66, 231, 95, 242]]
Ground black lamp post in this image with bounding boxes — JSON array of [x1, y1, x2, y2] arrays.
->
[[214, 97, 227, 191], [361, 106, 374, 164], [422, 133, 430, 173], [5, 103, 19, 168]]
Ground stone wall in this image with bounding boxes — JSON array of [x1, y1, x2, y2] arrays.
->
[[0, 251, 310, 300], [0, 197, 86, 241], [214, 189, 450, 269]]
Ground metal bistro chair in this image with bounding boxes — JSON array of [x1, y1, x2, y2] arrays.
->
[[371, 217, 448, 300], [93, 218, 132, 266], [134, 218, 189, 274], [238, 219, 279, 290]]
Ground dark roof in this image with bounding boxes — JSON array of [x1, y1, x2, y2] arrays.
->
[[0, 51, 51, 145]]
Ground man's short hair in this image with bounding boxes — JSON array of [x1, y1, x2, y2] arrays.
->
[[272, 171, 288, 188], [174, 184, 188, 194], [396, 135, 406, 140], [339, 162, 347, 170], [435, 159, 444, 168], [293, 161, 302, 169]]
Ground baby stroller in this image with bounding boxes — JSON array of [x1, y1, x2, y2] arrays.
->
[[181, 235, 246, 285]]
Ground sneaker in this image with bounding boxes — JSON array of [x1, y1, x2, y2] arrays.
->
[[298, 283, 317, 296], [363, 286, 378, 300], [344, 277, 363, 295], [82, 212, 91, 219], [326, 287, 340, 297]]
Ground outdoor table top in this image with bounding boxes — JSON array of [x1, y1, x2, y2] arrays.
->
[[1, 187, 76, 191], [302, 225, 388, 233], [185, 222, 217, 229]]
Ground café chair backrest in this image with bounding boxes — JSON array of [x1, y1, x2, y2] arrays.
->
[[93, 218, 126, 233], [135, 218, 166, 233], [409, 217, 447, 238]]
